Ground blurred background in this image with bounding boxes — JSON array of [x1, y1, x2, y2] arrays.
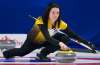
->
[[0, 0, 100, 49]]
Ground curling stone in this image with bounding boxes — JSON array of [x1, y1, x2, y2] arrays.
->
[[55, 50, 76, 63]]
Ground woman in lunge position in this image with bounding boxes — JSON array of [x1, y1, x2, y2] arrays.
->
[[2, 3, 96, 61]]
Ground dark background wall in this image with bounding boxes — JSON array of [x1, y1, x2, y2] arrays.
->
[[0, 0, 100, 49]]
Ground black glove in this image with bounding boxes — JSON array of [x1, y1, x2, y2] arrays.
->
[[86, 42, 96, 53]]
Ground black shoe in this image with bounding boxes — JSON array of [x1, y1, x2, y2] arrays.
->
[[36, 54, 51, 62]]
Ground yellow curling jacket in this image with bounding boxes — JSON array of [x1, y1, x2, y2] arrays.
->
[[31, 16, 68, 44], [31, 16, 88, 47]]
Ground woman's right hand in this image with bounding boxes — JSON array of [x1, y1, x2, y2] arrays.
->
[[59, 42, 70, 51]]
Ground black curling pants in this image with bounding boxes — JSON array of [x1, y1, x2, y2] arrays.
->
[[3, 32, 70, 58]]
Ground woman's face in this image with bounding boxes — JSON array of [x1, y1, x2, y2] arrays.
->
[[49, 7, 60, 23]]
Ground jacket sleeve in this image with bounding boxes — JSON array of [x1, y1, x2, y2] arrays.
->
[[63, 25, 88, 44], [38, 24, 60, 46], [64, 25, 96, 53]]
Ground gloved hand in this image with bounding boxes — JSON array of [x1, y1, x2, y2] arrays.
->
[[77, 40, 97, 53], [86, 42, 96, 53]]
